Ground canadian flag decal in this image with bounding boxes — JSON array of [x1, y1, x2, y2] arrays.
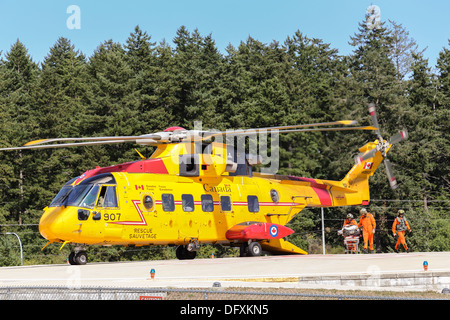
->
[[363, 162, 373, 170]]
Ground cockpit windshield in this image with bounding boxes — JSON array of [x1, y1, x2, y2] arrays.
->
[[49, 173, 117, 209]]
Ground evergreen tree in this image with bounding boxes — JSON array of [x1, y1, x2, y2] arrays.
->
[[37, 37, 91, 138], [124, 25, 156, 73], [124, 26, 173, 142], [34, 37, 95, 202], [388, 20, 423, 80], [151, 39, 179, 123], [0, 40, 40, 224], [437, 40, 450, 108], [346, 17, 406, 187], [348, 18, 400, 123], [172, 27, 225, 129], [89, 39, 135, 163], [399, 51, 450, 251], [434, 41, 450, 199], [284, 31, 343, 178]]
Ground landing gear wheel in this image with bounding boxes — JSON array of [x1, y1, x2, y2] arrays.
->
[[68, 251, 88, 265], [75, 251, 88, 265], [68, 252, 76, 265], [239, 243, 248, 257], [175, 245, 197, 260], [175, 245, 185, 259], [247, 242, 262, 257]]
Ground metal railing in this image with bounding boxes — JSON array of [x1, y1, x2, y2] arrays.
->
[[0, 286, 446, 300]]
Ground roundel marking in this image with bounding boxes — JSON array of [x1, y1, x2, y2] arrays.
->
[[269, 225, 279, 237]]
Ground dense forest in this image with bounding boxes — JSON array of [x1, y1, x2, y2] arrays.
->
[[0, 14, 449, 265]]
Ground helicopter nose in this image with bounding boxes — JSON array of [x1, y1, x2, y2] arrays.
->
[[39, 207, 67, 241]]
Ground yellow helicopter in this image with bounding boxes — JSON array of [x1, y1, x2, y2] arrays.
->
[[0, 104, 407, 264]]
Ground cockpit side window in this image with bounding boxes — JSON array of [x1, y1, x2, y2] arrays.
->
[[96, 186, 118, 208], [79, 185, 100, 209]]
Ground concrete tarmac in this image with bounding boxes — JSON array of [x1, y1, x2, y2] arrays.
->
[[1, 252, 449, 292]]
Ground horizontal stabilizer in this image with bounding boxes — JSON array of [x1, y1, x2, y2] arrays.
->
[[226, 222, 293, 241]]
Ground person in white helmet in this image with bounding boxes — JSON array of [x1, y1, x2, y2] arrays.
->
[[342, 213, 358, 253], [357, 208, 376, 253], [343, 213, 357, 227], [392, 209, 411, 253]]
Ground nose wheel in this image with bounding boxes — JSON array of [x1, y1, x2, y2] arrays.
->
[[239, 241, 262, 257]]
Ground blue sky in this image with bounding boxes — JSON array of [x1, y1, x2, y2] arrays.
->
[[0, 0, 449, 67]]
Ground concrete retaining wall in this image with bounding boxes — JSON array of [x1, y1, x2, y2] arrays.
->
[[297, 271, 450, 291]]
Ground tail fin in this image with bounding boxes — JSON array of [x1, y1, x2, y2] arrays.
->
[[341, 140, 383, 195]]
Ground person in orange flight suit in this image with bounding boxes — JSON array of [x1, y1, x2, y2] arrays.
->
[[358, 208, 376, 253], [343, 213, 358, 253], [343, 213, 358, 227], [392, 209, 411, 253]]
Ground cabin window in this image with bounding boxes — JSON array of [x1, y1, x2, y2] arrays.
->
[[247, 195, 259, 212], [270, 189, 279, 203], [96, 186, 118, 208], [201, 194, 214, 212], [182, 194, 194, 212], [143, 195, 154, 210], [220, 196, 232, 212], [162, 193, 175, 212]]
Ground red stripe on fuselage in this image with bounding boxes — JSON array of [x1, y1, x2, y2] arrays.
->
[[312, 187, 332, 206], [291, 177, 333, 206], [73, 158, 169, 185]]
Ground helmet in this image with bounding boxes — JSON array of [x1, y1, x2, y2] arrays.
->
[[398, 209, 405, 216], [347, 213, 354, 219], [360, 208, 367, 214]]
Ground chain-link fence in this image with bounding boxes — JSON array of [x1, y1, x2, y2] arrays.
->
[[0, 286, 447, 300]]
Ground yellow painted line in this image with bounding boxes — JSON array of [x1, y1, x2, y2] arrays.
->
[[222, 277, 299, 283]]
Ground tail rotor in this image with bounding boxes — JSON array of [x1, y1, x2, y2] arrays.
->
[[355, 103, 408, 190]]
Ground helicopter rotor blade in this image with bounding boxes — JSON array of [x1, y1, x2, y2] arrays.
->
[[208, 120, 359, 135], [23, 134, 162, 147], [0, 119, 376, 150], [0, 133, 165, 151], [388, 129, 408, 145], [252, 120, 358, 132], [384, 158, 398, 189], [368, 103, 383, 141], [277, 125, 378, 133], [362, 104, 409, 190], [200, 124, 378, 141], [354, 148, 378, 164], [0, 140, 129, 151]]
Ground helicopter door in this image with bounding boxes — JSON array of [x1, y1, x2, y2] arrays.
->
[[96, 185, 122, 240], [72, 184, 97, 241], [242, 179, 261, 215], [95, 185, 119, 211]]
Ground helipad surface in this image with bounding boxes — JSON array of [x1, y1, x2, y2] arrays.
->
[[1, 252, 449, 291]]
